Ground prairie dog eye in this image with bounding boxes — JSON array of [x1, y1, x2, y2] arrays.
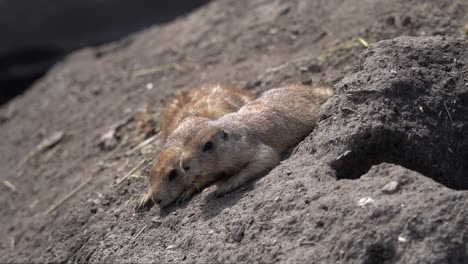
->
[[221, 128, 229, 139], [168, 169, 177, 181], [203, 140, 214, 152]]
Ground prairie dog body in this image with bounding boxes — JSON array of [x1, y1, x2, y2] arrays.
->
[[138, 83, 255, 209], [179, 84, 333, 197]]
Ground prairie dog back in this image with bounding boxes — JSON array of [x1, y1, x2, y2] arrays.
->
[[160, 83, 255, 144], [224, 84, 333, 150]]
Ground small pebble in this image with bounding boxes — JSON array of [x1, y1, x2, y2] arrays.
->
[[151, 218, 162, 228], [279, 6, 290, 16], [146, 83, 154, 90], [231, 224, 245, 242], [381, 181, 399, 194], [166, 244, 177, 250], [398, 235, 408, 242], [37, 131, 65, 152], [357, 197, 374, 206], [300, 63, 321, 73]]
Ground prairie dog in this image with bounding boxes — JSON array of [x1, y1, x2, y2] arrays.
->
[[137, 84, 255, 209], [179, 84, 333, 197], [160, 83, 255, 144]]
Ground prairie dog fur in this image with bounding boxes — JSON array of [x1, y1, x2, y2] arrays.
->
[[138, 83, 255, 209], [179, 84, 333, 197], [160, 83, 255, 144]]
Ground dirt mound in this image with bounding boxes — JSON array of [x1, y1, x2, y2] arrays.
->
[[1, 0, 467, 263], [317, 36, 468, 190], [292, 36, 468, 263]]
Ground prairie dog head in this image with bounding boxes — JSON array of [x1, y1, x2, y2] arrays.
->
[[140, 147, 190, 208], [180, 124, 234, 180]]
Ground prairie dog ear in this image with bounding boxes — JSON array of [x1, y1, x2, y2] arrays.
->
[[220, 128, 229, 140]]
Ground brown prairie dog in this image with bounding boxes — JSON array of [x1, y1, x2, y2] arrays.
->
[[137, 83, 255, 209], [179, 84, 333, 197], [160, 83, 255, 144]]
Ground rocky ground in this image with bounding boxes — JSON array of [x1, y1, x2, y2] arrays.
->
[[1, 0, 467, 263]]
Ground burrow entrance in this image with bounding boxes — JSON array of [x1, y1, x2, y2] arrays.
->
[[330, 126, 468, 190]]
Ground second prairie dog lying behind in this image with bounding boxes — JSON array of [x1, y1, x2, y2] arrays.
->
[[179, 84, 333, 197], [160, 83, 255, 144], [138, 83, 255, 209]]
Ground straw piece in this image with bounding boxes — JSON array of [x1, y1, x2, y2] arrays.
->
[[45, 177, 93, 215], [115, 160, 146, 186]]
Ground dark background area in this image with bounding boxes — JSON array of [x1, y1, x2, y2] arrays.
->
[[0, 0, 210, 105]]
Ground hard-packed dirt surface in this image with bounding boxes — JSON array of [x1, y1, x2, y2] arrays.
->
[[1, 0, 467, 263]]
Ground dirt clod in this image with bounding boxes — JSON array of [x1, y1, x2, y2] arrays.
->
[[231, 224, 245, 242], [166, 244, 177, 250], [381, 181, 399, 194], [98, 116, 132, 150], [358, 197, 375, 207]]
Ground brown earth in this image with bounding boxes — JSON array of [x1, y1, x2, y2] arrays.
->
[[1, 0, 468, 263]]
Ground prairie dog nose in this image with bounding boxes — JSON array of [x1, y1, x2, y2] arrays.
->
[[180, 153, 191, 173], [180, 160, 190, 172]]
